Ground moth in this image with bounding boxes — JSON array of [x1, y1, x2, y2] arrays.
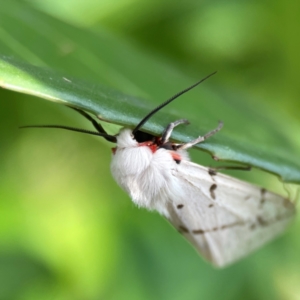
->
[[22, 72, 295, 267]]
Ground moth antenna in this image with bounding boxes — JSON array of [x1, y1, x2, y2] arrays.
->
[[19, 125, 117, 142], [20, 107, 117, 143], [132, 71, 217, 135]]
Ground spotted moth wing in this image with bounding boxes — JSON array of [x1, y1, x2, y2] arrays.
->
[[166, 160, 295, 267]]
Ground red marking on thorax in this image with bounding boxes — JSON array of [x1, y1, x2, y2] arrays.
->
[[112, 147, 117, 154], [138, 141, 157, 153], [171, 152, 181, 161]]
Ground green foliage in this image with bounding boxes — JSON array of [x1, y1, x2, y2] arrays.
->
[[0, 0, 300, 299]]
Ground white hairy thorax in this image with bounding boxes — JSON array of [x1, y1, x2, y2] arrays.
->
[[111, 128, 188, 213]]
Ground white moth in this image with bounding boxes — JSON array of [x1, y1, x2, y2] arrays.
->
[[22, 72, 295, 267]]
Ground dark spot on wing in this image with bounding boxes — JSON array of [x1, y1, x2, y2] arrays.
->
[[257, 216, 268, 226], [177, 204, 184, 209], [208, 204, 214, 208], [260, 188, 266, 205], [210, 184, 217, 200], [244, 195, 251, 201], [174, 159, 181, 164], [250, 224, 256, 230], [208, 168, 217, 176], [178, 225, 189, 233]]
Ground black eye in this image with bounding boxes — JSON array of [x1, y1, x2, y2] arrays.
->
[[133, 130, 155, 143]]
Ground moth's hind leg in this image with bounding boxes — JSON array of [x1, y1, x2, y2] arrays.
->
[[161, 119, 189, 144], [178, 121, 223, 150], [208, 165, 251, 176]]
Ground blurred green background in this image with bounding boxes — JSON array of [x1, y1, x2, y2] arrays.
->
[[0, 0, 300, 299]]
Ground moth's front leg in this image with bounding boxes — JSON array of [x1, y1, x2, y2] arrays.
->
[[178, 121, 223, 150], [160, 119, 189, 145]]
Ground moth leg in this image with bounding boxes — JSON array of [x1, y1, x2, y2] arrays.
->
[[208, 165, 251, 176], [69, 107, 107, 134], [161, 119, 189, 144], [68, 107, 117, 143], [178, 121, 223, 150]]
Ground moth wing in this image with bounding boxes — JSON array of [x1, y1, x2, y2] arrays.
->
[[165, 160, 295, 267]]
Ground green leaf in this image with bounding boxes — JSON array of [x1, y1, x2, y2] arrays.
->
[[0, 0, 299, 183]]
